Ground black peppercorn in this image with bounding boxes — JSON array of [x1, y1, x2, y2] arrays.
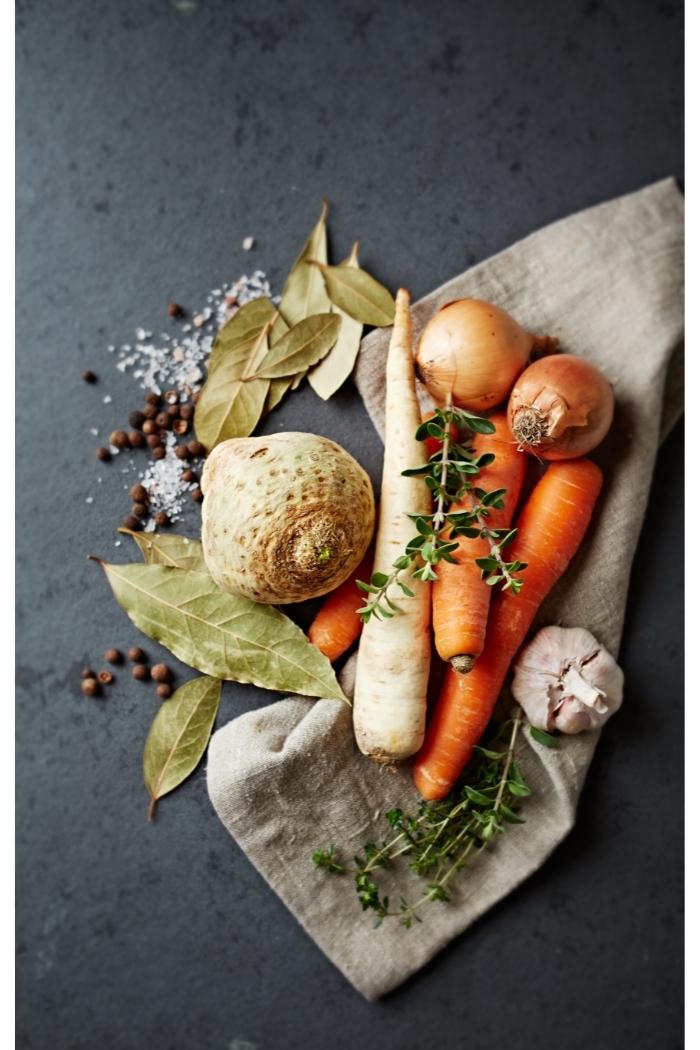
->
[[187, 440, 206, 458], [129, 484, 149, 503], [132, 663, 150, 681], [81, 677, 100, 697], [122, 515, 142, 531], [191, 486, 203, 503], [154, 511, 170, 528], [151, 663, 172, 683], [96, 447, 111, 462], [128, 646, 146, 663], [156, 683, 173, 700], [81, 369, 98, 383], [105, 648, 123, 665], [175, 445, 190, 461]]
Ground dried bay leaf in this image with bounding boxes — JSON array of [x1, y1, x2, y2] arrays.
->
[[254, 313, 340, 379], [118, 528, 207, 572], [311, 261, 395, 327], [309, 243, 364, 399], [194, 320, 272, 450], [278, 200, 331, 326], [207, 296, 278, 375], [94, 561, 348, 703], [143, 675, 221, 819], [264, 376, 295, 413]]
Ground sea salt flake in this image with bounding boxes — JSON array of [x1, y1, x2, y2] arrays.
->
[[103, 395, 112, 404], [242, 236, 255, 250], [89, 427, 99, 436], [85, 496, 94, 504]]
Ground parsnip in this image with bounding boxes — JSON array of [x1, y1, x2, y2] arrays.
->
[[352, 289, 432, 762]]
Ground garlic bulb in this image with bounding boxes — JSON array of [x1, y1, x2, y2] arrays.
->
[[512, 626, 623, 734]]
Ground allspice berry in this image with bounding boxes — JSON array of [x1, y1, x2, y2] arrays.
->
[[191, 487, 204, 503], [187, 440, 206, 458], [164, 390, 179, 405], [154, 511, 170, 528], [98, 670, 114, 685], [155, 412, 171, 430], [122, 515, 142, 531], [132, 502, 148, 519], [128, 646, 146, 663], [129, 484, 149, 503], [132, 663, 150, 681], [129, 410, 146, 429], [109, 430, 130, 449], [168, 302, 184, 318], [173, 418, 189, 436], [175, 445, 190, 461], [105, 648, 123, 665], [142, 419, 158, 436], [143, 403, 158, 420], [152, 447, 166, 461], [81, 369, 98, 383], [146, 433, 162, 449], [81, 677, 100, 697], [151, 663, 172, 683], [96, 447, 111, 462], [81, 667, 96, 679], [156, 683, 173, 700], [129, 431, 145, 448], [182, 468, 196, 483], [145, 392, 161, 407], [179, 403, 194, 421]]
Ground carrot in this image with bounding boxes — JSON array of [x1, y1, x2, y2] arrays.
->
[[308, 550, 374, 662], [431, 411, 528, 673], [353, 289, 433, 762], [413, 457, 603, 800]]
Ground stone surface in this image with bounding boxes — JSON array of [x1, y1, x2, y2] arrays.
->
[[16, 1, 682, 1047]]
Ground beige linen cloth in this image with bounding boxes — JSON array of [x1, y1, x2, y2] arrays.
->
[[207, 178, 684, 999]]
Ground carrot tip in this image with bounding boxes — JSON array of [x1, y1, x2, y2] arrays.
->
[[450, 653, 476, 674]]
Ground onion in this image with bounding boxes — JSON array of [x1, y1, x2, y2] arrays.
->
[[415, 299, 557, 411], [507, 354, 614, 460]]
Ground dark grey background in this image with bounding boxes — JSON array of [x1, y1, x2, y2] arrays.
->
[[16, 1, 683, 1048]]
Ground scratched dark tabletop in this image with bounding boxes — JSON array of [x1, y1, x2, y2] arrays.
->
[[16, 1, 683, 1048]]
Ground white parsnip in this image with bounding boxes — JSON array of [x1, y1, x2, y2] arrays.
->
[[353, 289, 432, 762]]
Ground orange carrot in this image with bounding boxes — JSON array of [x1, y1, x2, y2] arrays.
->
[[308, 550, 374, 662], [413, 458, 603, 801], [432, 411, 528, 673]]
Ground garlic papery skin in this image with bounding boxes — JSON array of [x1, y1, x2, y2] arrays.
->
[[512, 626, 623, 735]]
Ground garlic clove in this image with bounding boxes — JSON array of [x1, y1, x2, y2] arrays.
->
[[512, 625, 624, 735]]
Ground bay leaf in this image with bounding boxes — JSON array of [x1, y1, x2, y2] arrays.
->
[[309, 243, 364, 399], [143, 675, 221, 820], [194, 321, 272, 450], [264, 376, 295, 413], [254, 313, 340, 379], [278, 200, 331, 326], [119, 528, 207, 572], [208, 296, 278, 374], [94, 561, 348, 703], [311, 261, 395, 327]]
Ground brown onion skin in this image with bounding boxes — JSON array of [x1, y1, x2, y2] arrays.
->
[[507, 354, 614, 461], [415, 299, 540, 411]]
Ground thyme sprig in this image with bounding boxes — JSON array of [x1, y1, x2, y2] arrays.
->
[[357, 404, 527, 622], [313, 713, 529, 927]]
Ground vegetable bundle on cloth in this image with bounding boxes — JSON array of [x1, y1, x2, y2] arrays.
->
[[207, 178, 683, 1000]]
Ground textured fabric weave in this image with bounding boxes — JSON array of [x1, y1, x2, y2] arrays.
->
[[208, 178, 684, 999]]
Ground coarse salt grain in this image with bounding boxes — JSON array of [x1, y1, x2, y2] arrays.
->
[[242, 236, 255, 250]]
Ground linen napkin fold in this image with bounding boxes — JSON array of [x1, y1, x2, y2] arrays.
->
[[207, 178, 684, 1000]]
